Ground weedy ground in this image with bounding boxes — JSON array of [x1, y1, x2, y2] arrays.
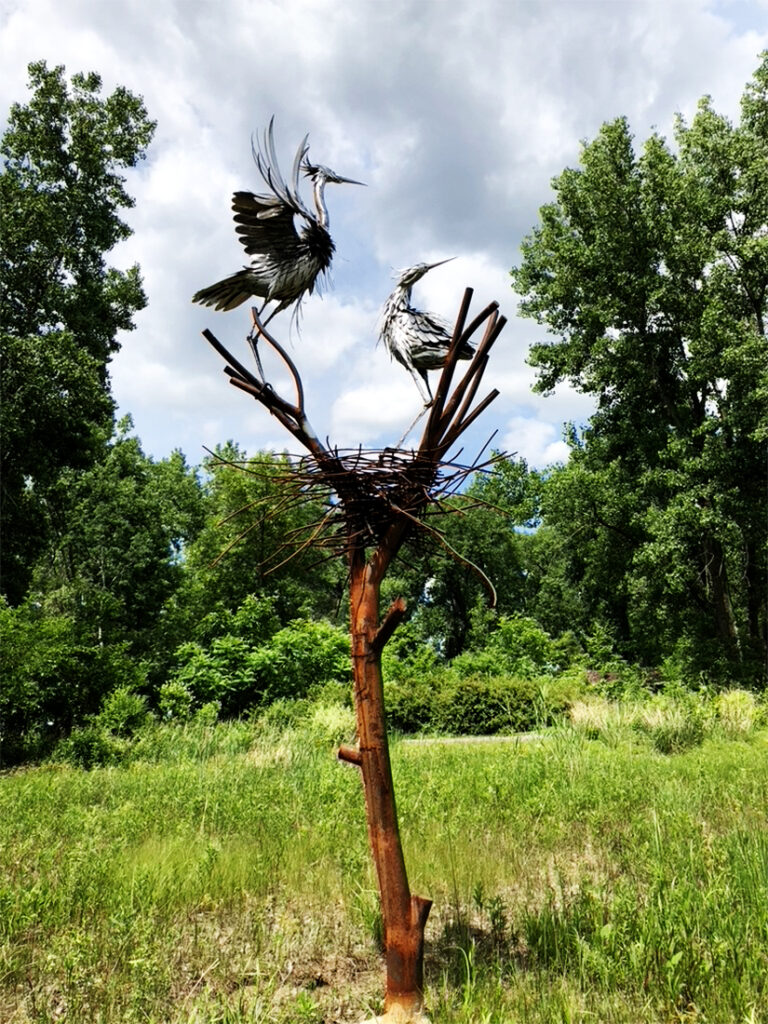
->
[[2, 697, 768, 1023]]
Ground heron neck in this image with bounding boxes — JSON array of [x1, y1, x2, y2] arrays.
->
[[382, 284, 412, 320], [395, 284, 413, 307], [313, 179, 329, 228]]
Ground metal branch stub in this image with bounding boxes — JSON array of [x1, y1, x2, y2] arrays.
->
[[337, 744, 363, 766], [371, 597, 408, 655]]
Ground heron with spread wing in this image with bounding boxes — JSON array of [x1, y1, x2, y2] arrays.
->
[[378, 259, 474, 405], [193, 119, 363, 368]]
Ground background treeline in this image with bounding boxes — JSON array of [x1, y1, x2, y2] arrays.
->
[[1, 61, 766, 765]]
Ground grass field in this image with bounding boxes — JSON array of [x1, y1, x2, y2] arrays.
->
[[2, 703, 768, 1023]]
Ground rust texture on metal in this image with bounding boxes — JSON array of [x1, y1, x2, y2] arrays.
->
[[202, 289, 506, 1015]]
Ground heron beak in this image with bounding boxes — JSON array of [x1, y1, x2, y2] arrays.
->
[[336, 175, 366, 186], [426, 257, 456, 270]]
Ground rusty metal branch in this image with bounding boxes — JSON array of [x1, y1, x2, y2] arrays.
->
[[437, 311, 506, 440], [203, 326, 326, 459], [250, 307, 306, 413], [439, 388, 501, 456], [419, 301, 500, 454], [427, 286, 475, 425], [371, 597, 408, 655], [202, 327, 263, 391], [337, 744, 363, 767]]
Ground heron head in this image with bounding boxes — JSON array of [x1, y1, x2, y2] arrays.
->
[[396, 258, 455, 288], [302, 161, 365, 187]]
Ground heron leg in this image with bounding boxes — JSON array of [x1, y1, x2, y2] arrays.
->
[[416, 370, 433, 406], [247, 302, 270, 381]]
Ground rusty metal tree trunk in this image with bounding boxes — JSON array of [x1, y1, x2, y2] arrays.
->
[[346, 546, 432, 1015], [202, 290, 506, 1020]]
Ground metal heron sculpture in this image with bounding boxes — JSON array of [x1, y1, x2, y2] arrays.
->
[[193, 118, 363, 374], [378, 259, 475, 405]]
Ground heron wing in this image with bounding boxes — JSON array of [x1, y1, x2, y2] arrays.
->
[[405, 311, 469, 369], [251, 117, 314, 222], [232, 191, 302, 257]]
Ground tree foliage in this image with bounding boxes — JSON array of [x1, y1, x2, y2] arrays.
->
[[0, 61, 155, 601], [511, 55, 768, 676], [174, 446, 346, 628], [31, 418, 204, 661]]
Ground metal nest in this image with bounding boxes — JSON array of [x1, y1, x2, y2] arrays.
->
[[202, 288, 507, 596]]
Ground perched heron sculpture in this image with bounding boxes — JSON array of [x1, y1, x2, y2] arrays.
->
[[193, 119, 363, 374], [378, 259, 475, 404]]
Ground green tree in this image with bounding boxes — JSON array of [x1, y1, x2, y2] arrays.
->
[[0, 61, 155, 601], [382, 457, 540, 659], [1, 421, 203, 762], [511, 58, 768, 677], [31, 418, 204, 669], [173, 446, 346, 633]]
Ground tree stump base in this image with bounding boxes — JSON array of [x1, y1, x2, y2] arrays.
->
[[360, 1007, 431, 1024]]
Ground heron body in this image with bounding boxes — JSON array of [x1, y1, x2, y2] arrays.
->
[[379, 260, 474, 404], [193, 120, 362, 326]]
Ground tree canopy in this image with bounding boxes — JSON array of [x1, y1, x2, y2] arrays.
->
[[0, 61, 155, 602], [511, 55, 768, 675]]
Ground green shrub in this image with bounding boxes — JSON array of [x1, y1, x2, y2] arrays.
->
[[157, 680, 194, 720], [55, 725, 125, 769], [385, 672, 571, 735], [246, 619, 351, 706], [170, 616, 351, 717], [194, 593, 281, 646], [96, 686, 149, 737], [453, 615, 559, 679], [384, 677, 442, 734], [489, 614, 559, 675], [255, 698, 312, 733], [435, 675, 541, 735]]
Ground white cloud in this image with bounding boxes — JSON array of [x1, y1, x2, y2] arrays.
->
[[2, 0, 766, 467], [502, 416, 571, 469]]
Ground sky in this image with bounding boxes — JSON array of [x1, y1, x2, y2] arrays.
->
[[2, 0, 768, 469]]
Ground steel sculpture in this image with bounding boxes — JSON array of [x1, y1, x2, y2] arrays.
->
[[201, 288, 505, 1022], [193, 119, 363, 376], [379, 260, 474, 405]]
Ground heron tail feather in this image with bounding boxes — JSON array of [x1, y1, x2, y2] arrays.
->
[[192, 270, 262, 311]]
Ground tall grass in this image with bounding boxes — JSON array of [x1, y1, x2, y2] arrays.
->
[[2, 701, 768, 1022]]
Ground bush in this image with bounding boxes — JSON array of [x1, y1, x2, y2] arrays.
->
[[97, 686, 149, 737], [52, 687, 150, 768], [385, 671, 571, 735], [170, 615, 351, 717], [255, 698, 312, 734], [247, 619, 351, 706], [157, 680, 194, 720], [452, 615, 559, 680], [435, 675, 541, 735], [55, 725, 125, 769], [0, 600, 145, 765], [384, 677, 443, 734]]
